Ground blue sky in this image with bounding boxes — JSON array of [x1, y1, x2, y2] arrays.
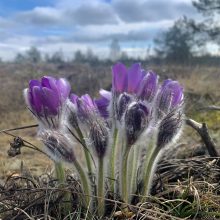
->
[[0, 0, 54, 15], [0, 0, 211, 60]]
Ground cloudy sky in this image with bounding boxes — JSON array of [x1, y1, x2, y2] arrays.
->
[[0, 0, 201, 60]]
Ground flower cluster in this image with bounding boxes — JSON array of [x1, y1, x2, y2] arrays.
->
[[24, 62, 184, 216]]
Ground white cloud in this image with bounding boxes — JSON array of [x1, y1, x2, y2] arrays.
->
[[16, 7, 62, 26], [0, 0, 204, 60], [15, 1, 118, 26], [112, 0, 196, 23]]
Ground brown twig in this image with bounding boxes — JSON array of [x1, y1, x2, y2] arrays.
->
[[0, 124, 38, 134], [185, 118, 219, 161]]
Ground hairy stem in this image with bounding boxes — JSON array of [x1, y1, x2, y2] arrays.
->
[[128, 147, 138, 203], [55, 162, 72, 215], [141, 149, 158, 202], [55, 162, 65, 184], [74, 159, 91, 208], [108, 128, 118, 193], [76, 128, 93, 176], [141, 130, 158, 202], [121, 149, 130, 204], [97, 157, 105, 216]]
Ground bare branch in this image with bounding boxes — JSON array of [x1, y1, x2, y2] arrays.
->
[[185, 118, 219, 160]]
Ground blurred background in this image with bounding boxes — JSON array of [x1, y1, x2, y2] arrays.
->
[[0, 0, 219, 176]]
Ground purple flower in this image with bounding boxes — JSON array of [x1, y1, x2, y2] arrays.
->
[[112, 63, 127, 93], [137, 71, 158, 102], [70, 93, 78, 105], [69, 93, 109, 158], [127, 63, 144, 93], [111, 63, 158, 125], [76, 94, 97, 121], [112, 63, 158, 101], [95, 96, 110, 119], [95, 90, 111, 119], [156, 79, 183, 118], [111, 62, 184, 149], [25, 76, 70, 118], [112, 62, 146, 94]]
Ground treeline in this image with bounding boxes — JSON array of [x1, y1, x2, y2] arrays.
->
[[9, 44, 220, 67], [10, 39, 130, 65], [10, 40, 141, 66]]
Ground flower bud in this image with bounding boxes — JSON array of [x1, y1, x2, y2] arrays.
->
[[116, 93, 132, 121], [90, 121, 109, 158], [124, 102, 149, 146], [76, 94, 97, 122], [40, 130, 75, 163], [156, 80, 183, 118], [157, 110, 183, 150]]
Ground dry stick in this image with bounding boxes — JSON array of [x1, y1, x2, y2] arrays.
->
[[0, 124, 38, 133], [185, 118, 219, 164], [198, 105, 220, 111], [2, 131, 48, 156]]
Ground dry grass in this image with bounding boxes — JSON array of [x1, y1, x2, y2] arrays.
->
[[0, 155, 220, 219]]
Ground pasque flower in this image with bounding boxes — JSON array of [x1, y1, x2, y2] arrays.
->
[[156, 79, 183, 118], [111, 63, 158, 127], [69, 93, 109, 158], [23, 62, 184, 217], [112, 62, 158, 98], [68, 92, 109, 215], [109, 62, 184, 203], [24, 76, 70, 128]]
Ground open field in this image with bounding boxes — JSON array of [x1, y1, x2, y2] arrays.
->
[[0, 63, 219, 176]]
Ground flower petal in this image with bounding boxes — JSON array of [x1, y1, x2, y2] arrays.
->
[[42, 87, 60, 115], [70, 93, 78, 105], [95, 96, 110, 118], [31, 86, 43, 115], [29, 80, 40, 90], [41, 76, 57, 91], [138, 71, 158, 101], [81, 94, 95, 109], [56, 78, 71, 99], [168, 81, 183, 107], [127, 63, 142, 93], [99, 89, 111, 101], [112, 62, 127, 93]]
